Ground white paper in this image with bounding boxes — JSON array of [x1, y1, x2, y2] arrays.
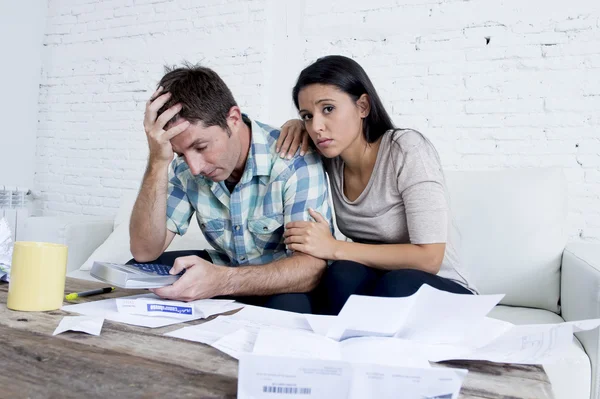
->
[[116, 297, 196, 319], [460, 322, 575, 364], [396, 285, 504, 344], [0, 217, 13, 282], [328, 285, 503, 343], [62, 293, 241, 328], [238, 354, 353, 399], [430, 319, 600, 364], [305, 314, 338, 335], [165, 316, 263, 345], [328, 295, 415, 341], [345, 337, 470, 365], [167, 306, 315, 359], [456, 316, 515, 350], [229, 304, 312, 331], [238, 354, 466, 399], [253, 328, 342, 360], [568, 318, 600, 332], [349, 362, 467, 399], [115, 297, 239, 319], [211, 328, 258, 359], [253, 329, 431, 369], [53, 316, 104, 336]]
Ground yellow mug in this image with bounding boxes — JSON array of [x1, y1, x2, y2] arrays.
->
[[7, 242, 68, 311]]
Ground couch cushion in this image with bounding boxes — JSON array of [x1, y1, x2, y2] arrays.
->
[[444, 168, 567, 313], [489, 305, 591, 399]]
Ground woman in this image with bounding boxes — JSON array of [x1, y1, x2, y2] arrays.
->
[[279, 55, 477, 316]]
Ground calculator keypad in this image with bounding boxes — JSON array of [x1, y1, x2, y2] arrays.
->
[[129, 263, 184, 276]]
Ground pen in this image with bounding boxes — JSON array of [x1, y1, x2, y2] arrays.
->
[[65, 287, 115, 301]]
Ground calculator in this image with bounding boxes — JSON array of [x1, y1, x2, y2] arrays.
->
[[127, 263, 185, 276], [90, 261, 184, 289]]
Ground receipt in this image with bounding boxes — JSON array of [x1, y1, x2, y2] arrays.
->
[[0, 217, 13, 282], [116, 297, 195, 319]]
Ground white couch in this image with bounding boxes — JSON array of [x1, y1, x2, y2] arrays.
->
[[22, 168, 600, 399]]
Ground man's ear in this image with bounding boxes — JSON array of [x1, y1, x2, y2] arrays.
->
[[226, 106, 243, 131], [356, 94, 370, 118]]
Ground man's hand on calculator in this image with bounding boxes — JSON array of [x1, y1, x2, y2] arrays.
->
[[151, 255, 230, 301]]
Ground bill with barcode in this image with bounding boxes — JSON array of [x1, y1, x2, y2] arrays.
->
[[262, 386, 312, 395], [238, 353, 466, 399]]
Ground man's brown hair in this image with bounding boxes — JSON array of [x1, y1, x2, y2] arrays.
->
[[157, 62, 237, 131]]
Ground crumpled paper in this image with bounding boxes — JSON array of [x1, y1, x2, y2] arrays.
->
[[53, 316, 105, 336], [0, 217, 13, 282]]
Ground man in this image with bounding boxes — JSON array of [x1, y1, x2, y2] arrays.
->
[[129, 63, 332, 313]]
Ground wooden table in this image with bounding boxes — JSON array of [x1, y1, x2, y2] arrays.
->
[[0, 278, 555, 398]]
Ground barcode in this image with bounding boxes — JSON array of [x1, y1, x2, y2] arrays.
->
[[262, 386, 312, 395]]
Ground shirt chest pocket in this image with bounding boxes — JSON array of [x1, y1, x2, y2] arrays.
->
[[247, 214, 284, 253], [198, 218, 226, 250]]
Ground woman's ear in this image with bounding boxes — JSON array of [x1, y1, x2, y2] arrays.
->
[[357, 94, 370, 118]]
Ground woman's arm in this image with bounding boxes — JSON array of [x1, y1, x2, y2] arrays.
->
[[284, 209, 445, 274], [332, 241, 445, 274]]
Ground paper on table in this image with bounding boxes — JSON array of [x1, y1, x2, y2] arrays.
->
[[212, 328, 259, 359], [459, 321, 590, 364], [166, 306, 315, 359], [456, 316, 514, 350], [62, 294, 241, 328], [340, 337, 436, 368], [253, 328, 342, 360], [396, 285, 504, 344], [165, 316, 263, 345], [238, 354, 353, 399], [238, 354, 467, 399], [229, 304, 312, 331], [305, 314, 337, 335], [349, 362, 467, 399], [328, 284, 503, 343], [53, 316, 104, 336], [115, 297, 239, 319], [327, 295, 415, 341], [253, 328, 431, 369], [428, 319, 600, 364]]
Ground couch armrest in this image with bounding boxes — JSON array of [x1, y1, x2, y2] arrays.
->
[[21, 216, 114, 273], [561, 242, 600, 399]]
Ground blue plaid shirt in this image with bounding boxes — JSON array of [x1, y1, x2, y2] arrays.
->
[[166, 116, 333, 266]]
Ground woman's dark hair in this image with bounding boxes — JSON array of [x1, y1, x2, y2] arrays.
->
[[292, 55, 395, 143]]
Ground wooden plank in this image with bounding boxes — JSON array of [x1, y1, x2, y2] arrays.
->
[[437, 361, 555, 399], [0, 324, 236, 399], [0, 280, 240, 379]]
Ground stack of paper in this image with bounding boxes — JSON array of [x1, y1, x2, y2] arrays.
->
[[165, 304, 312, 358], [324, 284, 504, 343], [164, 284, 600, 368], [62, 293, 242, 328]]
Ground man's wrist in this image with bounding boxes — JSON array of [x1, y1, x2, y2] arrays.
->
[[147, 157, 171, 173], [217, 265, 236, 296]]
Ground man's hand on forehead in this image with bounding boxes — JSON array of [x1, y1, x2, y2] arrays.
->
[[143, 86, 190, 164]]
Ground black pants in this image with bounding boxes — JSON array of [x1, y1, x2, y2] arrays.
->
[[315, 260, 473, 316], [127, 250, 313, 314]]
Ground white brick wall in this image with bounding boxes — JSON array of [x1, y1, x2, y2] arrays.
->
[[37, 0, 600, 241]]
